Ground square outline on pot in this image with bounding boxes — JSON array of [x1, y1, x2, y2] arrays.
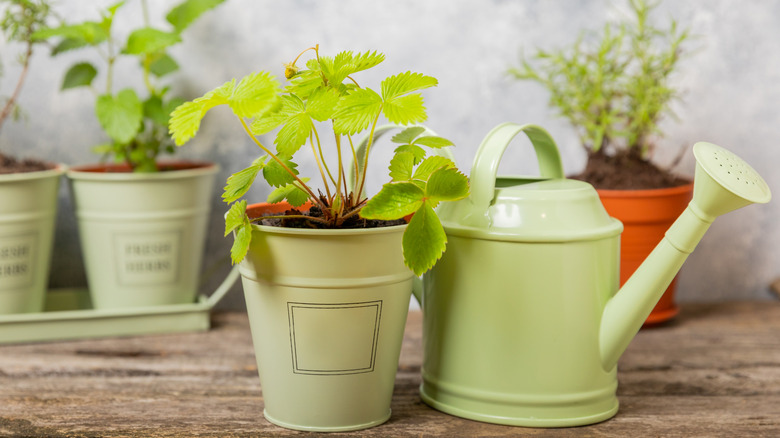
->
[[287, 300, 383, 375]]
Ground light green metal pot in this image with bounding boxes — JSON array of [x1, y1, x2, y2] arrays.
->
[[415, 122, 771, 427], [239, 203, 413, 432], [0, 166, 63, 314], [67, 163, 217, 309]]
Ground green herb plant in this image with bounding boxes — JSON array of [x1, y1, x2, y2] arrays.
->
[[170, 46, 470, 275], [32, 0, 224, 172], [0, 0, 54, 139], [509, 0, 690, 170]]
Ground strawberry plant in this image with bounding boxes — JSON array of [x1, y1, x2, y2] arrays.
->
[[32, 0, 225, 172], [170, 46, 469, 275]]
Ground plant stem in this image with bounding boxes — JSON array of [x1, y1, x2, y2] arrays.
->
[[0, 38, 33, 132], [141, 0, 150, 26], [238, 117, 324, 209], [312, 124, 338, 188], [334, 133, 349, 199], [355, 108, 383, 202], [347, 134, 359, 193], [309, 134, 332, 200]]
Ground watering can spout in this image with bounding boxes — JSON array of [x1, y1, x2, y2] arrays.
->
[[599, 142, 771, 370]]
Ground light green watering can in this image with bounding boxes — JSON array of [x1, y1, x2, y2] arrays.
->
[[413, 122, 771, 427]]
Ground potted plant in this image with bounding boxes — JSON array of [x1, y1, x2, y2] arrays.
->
[[170, 45, 469, 431], [0, 0, 62, 314], [33, 0, 225, 309], [509, 0, 693, 323]]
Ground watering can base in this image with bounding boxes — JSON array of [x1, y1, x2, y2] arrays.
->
[[420, 384, 619, 428], [263, 409, 391, 432]]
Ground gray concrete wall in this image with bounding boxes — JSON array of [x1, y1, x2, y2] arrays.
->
[[1, 0, 778, 310]]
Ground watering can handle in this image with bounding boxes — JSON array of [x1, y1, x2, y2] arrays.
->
[[469, 123, 563, 208]]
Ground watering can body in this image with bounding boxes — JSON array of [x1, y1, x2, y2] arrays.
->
[[416, 123, 771, 426]]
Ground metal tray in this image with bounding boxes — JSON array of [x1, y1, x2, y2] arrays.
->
[[0, 266, 240, 344]]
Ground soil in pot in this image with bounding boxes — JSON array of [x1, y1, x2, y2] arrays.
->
[[250, 204, 406, 229], [573, 150, 690, 190], [0, 153, 55, 174]]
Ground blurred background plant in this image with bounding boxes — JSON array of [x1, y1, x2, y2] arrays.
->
[[32, 0, 225, 172]]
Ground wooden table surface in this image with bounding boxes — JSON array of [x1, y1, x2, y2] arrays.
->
[[1, 302, 779, 437]]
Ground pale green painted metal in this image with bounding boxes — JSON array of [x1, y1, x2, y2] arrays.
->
[[67, 164, 217, 309], [0, 166, 64, 314], [0, 266, 239, 344], [240, 223, 413, 432], [415, 123, 771, 427]]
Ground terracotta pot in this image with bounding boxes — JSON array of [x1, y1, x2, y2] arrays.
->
[[597, 183, 694, 325], [66, 161, 217, 309]]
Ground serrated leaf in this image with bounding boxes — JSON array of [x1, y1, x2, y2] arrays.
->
[[166, 0, 225, 33], [96, 89, 143, 144], [413, 135, 454, 148], [267, 180, 310, 207], [425, 168, 469, 205], [222, 156, 268, 203], [275, 113, 312, 156], [383, 93, 427, 125], [169, 79, 234, 145], [123, 27, 181, 55], [306, 87, 340, 121], [149, 52, 179, 77], [391, 126, 426, 144], [250, 94, 301, 135], [389, 151, 415, 182], [228, 71, 281, 119], [360, 182, 425, 220], [403, 202, 447, 276], [394, 144, 426, 165], [32, 23, 108, 45], [332, 88, 382, 135], [328, 50, 385, 85], [231, 221, 252, 264], [381, 71, 438, 101], [52, 38, 89, 55], [61, 62, 97, 90], [412, 156, 455, 181], [224, 200, 247, 236], [262, 156, 298, 187], [285, 69, 323, 98]]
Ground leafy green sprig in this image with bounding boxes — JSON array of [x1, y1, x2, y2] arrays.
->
[[0, 0, 54, 136], [509, 0, 690, 160], [32, 0, 224, 172], [170, 46, 469, 275]]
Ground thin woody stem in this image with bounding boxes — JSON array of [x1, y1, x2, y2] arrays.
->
[[309, 134, 332, 199], [355, 109, 383, 202], [238, 117, 325, 210], [0, 38, 33, 131], [312, 124, 338, 188]]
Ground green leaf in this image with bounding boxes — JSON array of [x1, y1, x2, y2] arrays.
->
[[61, 63, 97, 90], [412, 156, 455, 181], [389, 151, 415, 182], [149, 52, 179, 77], [51, 38, 89, 56], [425, 168, 469, 205], [96, 89, 143, 144], [169, 79, 235, 145], [32, 23, 108, 45], [360, 182, 425, 220], [123, 27, 181, 55], [231, 221, 252, 264], [275, 113, 312, 156], [413, 135, 454, 148], [262, 156, 298, 187], [403, 202, 447, 276], [250, 111, 289, 136], [332, 88, 382, 135], [224, 200, 247, 236], [228, 71, 281, 119], [391, 126, 426, 144], [143, 96, 167, 126], [306, 87, 340, 121], [222, 156, 268, 203], [381, 71, 437, 101], [267, 180, 310, 207], [166, 0, 225, 33], [383, 93, 427, 125], [285, 69, 323, 99], [327, 50, 386, 85], [394, 144, 426, 165]]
